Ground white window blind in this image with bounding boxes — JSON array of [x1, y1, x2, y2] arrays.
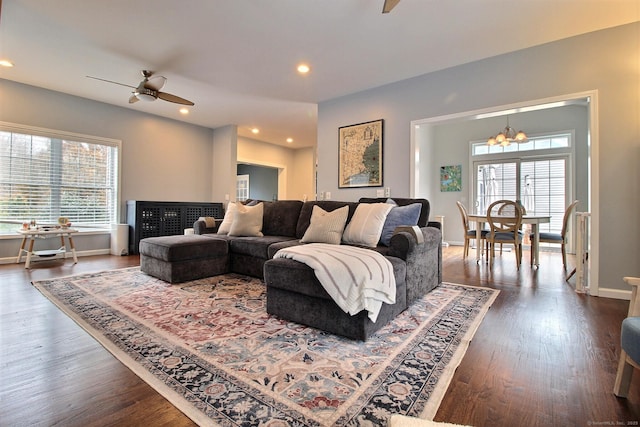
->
[[521, 158, 567, 233], [0, 125, 119, 232], [471, 132, 573, 243]]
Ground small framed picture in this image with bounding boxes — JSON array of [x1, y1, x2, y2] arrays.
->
[[440, 165, 462, 192]]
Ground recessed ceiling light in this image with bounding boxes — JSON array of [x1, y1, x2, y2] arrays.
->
[[179, 108, 189, 115], [0, 59, 14, 67], [251, 128, 260, 134], [286, 138, 293, 143], [297, 64, 310, 74]]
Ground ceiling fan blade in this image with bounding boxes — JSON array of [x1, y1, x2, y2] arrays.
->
[[145, 75, 167, 91], [128, 94, 139, 104], [382, 0, 400, 13], [157, 91, 194, 106], [86, 75, 136, 89]]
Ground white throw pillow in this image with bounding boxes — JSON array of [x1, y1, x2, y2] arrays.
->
[[216, 202, 237, 235], [300, 205, 349, 245], [342, 202, 393, 247], [228, 202, 264, 237]]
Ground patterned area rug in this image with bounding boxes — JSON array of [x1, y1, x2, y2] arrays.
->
[[32, 268, 498, 426]]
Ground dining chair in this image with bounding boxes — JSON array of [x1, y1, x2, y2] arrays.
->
[[456, 201, 488, 259], [529, 200, 578, 269], [487, 199, 524, 270], [614, 276, 640, 397]]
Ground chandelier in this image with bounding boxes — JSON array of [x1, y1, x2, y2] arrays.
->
[[487, 117, 527, 147]]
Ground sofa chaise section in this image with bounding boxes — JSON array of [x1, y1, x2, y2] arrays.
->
[[264, 255, 408, 341]]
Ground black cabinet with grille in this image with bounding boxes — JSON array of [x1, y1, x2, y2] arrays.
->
[[127, 201, 224, 254]]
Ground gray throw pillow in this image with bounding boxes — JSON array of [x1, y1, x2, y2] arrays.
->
[[379, 203, 422, 246]]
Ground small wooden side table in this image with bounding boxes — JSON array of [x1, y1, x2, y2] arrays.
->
[[16, 228, 78, 269]]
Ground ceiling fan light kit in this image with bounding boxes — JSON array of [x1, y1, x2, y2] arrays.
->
[[134, 87, 157, 102]]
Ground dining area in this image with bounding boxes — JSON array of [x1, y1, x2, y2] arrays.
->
[[456, 199, 578, 270]]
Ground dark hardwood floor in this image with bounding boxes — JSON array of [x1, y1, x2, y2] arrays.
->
[[0, 247, 638, 426]]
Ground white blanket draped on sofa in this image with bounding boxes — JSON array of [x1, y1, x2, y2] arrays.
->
[[273, 243, 396, 322]]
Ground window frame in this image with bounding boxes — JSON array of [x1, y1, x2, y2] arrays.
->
[[0, 121, 122, 235], [468, 130, 576, 247]]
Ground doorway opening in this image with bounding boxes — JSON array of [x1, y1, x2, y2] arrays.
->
[[410, 91, 599, 294], [237, 163, 280, 201]]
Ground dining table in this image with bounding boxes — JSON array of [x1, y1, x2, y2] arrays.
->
[[467, 213, 551, 266]]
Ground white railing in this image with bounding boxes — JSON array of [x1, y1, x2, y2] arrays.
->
[[574, 212, 591, 293]]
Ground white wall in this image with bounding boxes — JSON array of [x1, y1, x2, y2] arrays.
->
[[291, 147, 315, 201], [317, 23, 640, 294], [413, 124, 435, 200], [212, 125, 238, 204]]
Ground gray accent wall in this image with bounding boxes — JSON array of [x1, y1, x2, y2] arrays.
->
[[237, 164, 279, 201], [317, 23, 640, 295]]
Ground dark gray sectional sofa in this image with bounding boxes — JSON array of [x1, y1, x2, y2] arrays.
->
[[141, 197, 442, 340]]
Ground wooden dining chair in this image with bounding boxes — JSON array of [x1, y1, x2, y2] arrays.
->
[[529, 200, 578, 269], [487, 199, 524, 270], [456, 201, 488, 259]]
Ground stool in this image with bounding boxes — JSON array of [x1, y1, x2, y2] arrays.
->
[[139, 235, 229, 283]]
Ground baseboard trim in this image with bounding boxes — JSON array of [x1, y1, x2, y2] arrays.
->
[[596, 287, 631, 301]]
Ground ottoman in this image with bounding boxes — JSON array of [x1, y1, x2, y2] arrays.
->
[[139, 235, 229, 283]]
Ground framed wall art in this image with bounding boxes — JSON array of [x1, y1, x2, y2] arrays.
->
[[338, 119, 383, 188], [440, 165, 462, 192]]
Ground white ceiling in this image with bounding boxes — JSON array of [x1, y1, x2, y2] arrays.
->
[[1, 0, 638, 148]]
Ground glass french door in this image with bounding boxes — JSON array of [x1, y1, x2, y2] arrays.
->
[[475, 162, 517, 215], [236, 174, 249, 201], [474, 156, 570, 236]]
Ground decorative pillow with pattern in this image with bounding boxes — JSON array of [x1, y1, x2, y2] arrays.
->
[[300, 205, 349, 245], [342, 203, 393, 248]]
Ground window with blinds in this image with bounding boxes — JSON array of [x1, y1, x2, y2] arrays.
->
[[0, 125, 119, 233], [471, 132, 573, 244], [474, 158, 568, 234]]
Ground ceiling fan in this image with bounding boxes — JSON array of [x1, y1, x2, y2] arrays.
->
[[382, 0, 400, 13], [86, 70, 194, 106]]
